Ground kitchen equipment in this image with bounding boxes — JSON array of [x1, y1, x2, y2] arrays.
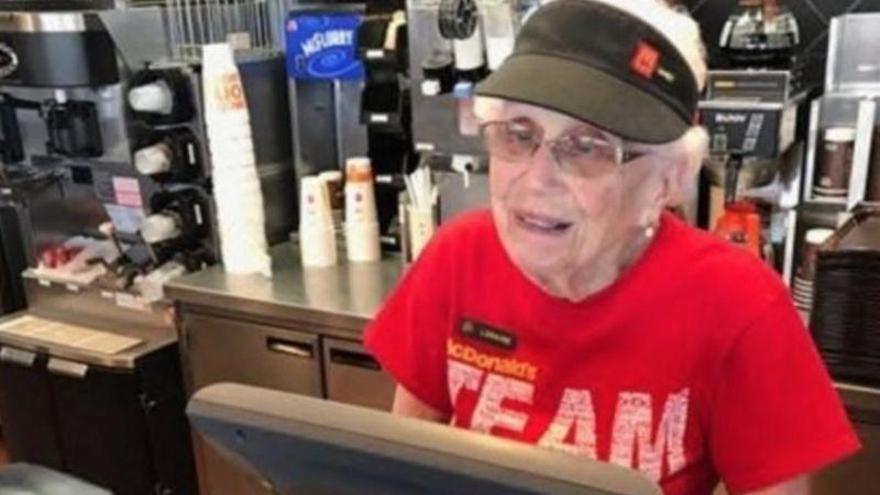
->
[[811, 209, 880, 387], [719, 0, 800, 70], [826, 12, 880, 95], [700, 70, 808, 204], [0, 3, 296, 493]]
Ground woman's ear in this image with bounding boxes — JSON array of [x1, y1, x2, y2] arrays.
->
[[646, 158, 678, 210], [663, 154, 701, 208], [665, 126, 709, 207]]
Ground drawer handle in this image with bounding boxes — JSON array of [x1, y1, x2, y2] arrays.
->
[[0, 347, 36, 368], [329, 349, 380, 371], [47, 358, 88, 379], [266, 338, 313, 359]]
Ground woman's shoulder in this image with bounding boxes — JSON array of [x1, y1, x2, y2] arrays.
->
[[654, 217, 799, 356], [660, 214, 790, 303]]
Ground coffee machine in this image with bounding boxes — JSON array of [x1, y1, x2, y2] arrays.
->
[[0, 0, 299, 297], [698, 0, 812, 263], [0, 6, 126, 313], [718, 0, 800, 71], [0, 5, 203, 494], [0, 6, 217, 293]]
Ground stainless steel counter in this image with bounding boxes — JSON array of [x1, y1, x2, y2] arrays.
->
[[0, 312, 176, 371], [166, 242, 405, 334], [0, 274, 177, 370]]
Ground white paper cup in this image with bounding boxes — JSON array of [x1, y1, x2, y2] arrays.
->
[[300, 224, 338, 268], [344, 181, 378, 224], [207, 134, 255, 154], [207, 125, 254, 145], [213, 174, 261, 193], [213, 163, 259, 181], [223, 255, 271, 276], [345, 221, 381, 262], [300, 176, 334, 229], [216, 209, 266, 229], [209, 153, 257, 172]]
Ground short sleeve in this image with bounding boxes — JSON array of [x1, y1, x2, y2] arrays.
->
[[363, 229, 457, 415], [709, 293, 861, 494]]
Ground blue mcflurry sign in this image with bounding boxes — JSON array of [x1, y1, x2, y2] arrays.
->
[[285, 12, 365, 81]]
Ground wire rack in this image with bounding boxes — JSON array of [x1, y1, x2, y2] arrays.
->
[[164, 0, 292, 61]]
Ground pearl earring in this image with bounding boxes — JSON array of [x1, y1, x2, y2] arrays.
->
[[642, 217, 658, 239]]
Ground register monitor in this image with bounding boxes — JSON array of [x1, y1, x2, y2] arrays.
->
[[187, 383, 661, 495]]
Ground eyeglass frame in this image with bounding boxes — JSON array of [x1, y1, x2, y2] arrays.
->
[[478, 118, 648, 178]]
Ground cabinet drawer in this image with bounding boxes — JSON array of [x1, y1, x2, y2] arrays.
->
[[323, 338, 394, 411], [49, 362, 155, 495], [0, 347, 64, 469], [182, 313, 322, 398]]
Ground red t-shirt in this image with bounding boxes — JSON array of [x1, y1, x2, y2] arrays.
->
[[364, 209, 859, 495]]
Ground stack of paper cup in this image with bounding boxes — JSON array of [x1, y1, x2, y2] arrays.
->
[[792, 228, 834, 315], [318, 170, 344, 230], [202, 43, 271, 277], [344, 157, 381, 262], [299, 176, 337, 267]]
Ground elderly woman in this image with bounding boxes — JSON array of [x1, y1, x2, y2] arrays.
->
[[365, 0, 859, 494]]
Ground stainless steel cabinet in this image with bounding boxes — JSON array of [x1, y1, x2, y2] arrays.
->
[[180, 312, 323, 495], [178, 309, 399, 495], [323, 338, 394, 411], [181, 313, 322, 397]]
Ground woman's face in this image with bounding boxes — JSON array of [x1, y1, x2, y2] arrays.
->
[[486, 102, 663, 286]]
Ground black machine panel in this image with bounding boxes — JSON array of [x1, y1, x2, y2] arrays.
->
[[0, 30, 119, 87]]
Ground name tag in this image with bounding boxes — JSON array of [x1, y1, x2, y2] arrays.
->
[[459, 319, 517, 351]]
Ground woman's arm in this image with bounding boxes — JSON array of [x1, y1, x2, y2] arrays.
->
[[740, 475, 809, 495], [391, 384, 451, 423]]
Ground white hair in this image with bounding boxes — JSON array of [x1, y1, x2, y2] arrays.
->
[[634, 125, 709, 207], [474, 0, 709, 206]]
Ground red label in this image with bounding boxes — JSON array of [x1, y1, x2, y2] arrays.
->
[[631, 41, 660, 79]]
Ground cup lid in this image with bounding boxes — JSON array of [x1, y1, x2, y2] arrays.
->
[[319, 170, 344, 181], [806, 228, 835, 246], [345, 157, 373, 182], [824, 127, 856, 142]]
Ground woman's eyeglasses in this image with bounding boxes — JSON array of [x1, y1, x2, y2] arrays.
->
[[479, 118, 646, 179]]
